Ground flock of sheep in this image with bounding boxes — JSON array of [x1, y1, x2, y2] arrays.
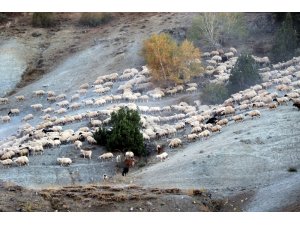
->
[[0, 47, 300, 181]]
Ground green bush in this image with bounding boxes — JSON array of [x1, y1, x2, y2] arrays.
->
[[227, 53, 261, 94], [94, 107, 146, 156], [270, 13, 298, 63], [201, 83, 229, 105], [79, 13, 112, 27], [93, 127, 110, 146], [32, 13, 57, 28]]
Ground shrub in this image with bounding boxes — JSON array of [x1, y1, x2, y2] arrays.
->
[[201, 83, 229, 105], [93, 127, 110, 146], [79, 13, 112, 27], [94, 107, 146, 156], [188, 13, 247, 48], [270, 13, 298, 63], [32, 13, 57, 28], [227, 53, 261, 94], [142, 33, 203, 85]]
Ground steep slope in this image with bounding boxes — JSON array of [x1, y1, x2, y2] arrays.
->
[[133, 105, 300, 211]]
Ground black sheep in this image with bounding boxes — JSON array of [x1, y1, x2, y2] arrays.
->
[[8, 110, 12, 116], [293, 102, 300, 110], [221, 55, 228, 63], [206, 117, 218, 125], [122, 167, 129, 176]]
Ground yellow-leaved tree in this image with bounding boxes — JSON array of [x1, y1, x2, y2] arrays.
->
[[142, 33, 203, 85]]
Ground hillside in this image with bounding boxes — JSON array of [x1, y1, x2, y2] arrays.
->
[[0, 12, 299, 212]]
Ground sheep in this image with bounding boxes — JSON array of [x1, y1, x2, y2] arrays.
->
[[33, 90, 45, 97], [186, 87, 197, 93], [0, 97, 9, 104], [87, 136, 97, 145], [79, 83, 89, 89], [125, 151, 134, 159], [1, 159, 13, 167], [210, 125, 222, 133], [268, 102, 278, 110], [216, 118, 228, 126], [273, 97, 289, 105], [293, 102, 300, 110], [15, 95, 25, 101], [70, 102, 81, 110], [31, 104, 43, 111], [74, 140, 82, 149], [245, 110, 261, 119], [90, 119, 102, 127], [71, 94, 80, 102], [232, 114, 244, 122], [99, 152, 114, 160], [185, 133, 198, 141], [80, 149, 92, 159], [57, 157, 72, 166], [168, 138, 182, 148], [56, 100, 69, 108], [14, 156, 29, 166], [1, 115, 11, 123], [198, 130, 211, 139], [156, 152, 168, 162], [220, 106, 235, 116]]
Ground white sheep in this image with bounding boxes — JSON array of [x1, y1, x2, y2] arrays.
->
[[1, 159, 13, 167], [216, 118, 228, 126], [156, 152, 168, 162], [57, 157, 72, 166], [87, 136, 97, 145], [245, 110, 261, 119], [232, 114, 244, 122], [99, 152, 114, 160], [168, 138, 182, 148], [15, 95, 25, 101], [80, 149, 92, 159], [0, 97, 9, 104], [1, 115, 11, 123], [31, 104, 43, 111], [14, 156, 29, 166]]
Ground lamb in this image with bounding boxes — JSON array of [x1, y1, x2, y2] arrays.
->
[[245, 110, 261, 119], [14, 156, 29, 166], [232, 114, 244, 122], [15, 95, 25, 101], [80, 149, 92, 159], [99, 152, 114, 160], [57, 157, 72, 166], [156, 152, 168, 162], [168, 138, 182, 148], [1, 115, 11, 123], [1, 159, 13, 167]]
